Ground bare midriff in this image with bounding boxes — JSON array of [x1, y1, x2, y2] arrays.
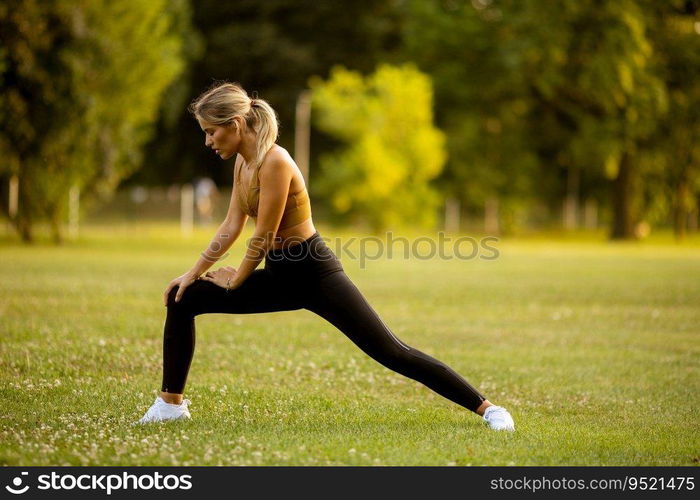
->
[[253, 216, 317, 250]]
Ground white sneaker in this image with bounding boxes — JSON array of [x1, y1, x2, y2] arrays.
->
[[483, 405, 515, 431], [137, 397, 191, 424]]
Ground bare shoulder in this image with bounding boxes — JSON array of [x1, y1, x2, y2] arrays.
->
[[266, 145, 294, 167], [259, 145, 295, 179]]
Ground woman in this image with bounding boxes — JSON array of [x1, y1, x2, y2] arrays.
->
[[138, 82, 515, 431]]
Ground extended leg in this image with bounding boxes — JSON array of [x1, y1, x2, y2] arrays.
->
[[305, 271, 487, 413]]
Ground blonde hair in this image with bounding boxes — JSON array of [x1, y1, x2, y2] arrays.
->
[[187, 82, 279, 215]]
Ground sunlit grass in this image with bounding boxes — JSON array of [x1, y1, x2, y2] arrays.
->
[[1, 222, 698, 465]]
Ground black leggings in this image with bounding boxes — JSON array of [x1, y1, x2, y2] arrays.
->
[[162, 232, 487, 412]]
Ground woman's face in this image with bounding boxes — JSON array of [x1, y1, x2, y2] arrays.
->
[[198, 118, 238, 160]]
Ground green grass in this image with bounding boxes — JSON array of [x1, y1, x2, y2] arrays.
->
[[1, 222, 698, 465]]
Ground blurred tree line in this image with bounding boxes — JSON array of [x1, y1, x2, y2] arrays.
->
[[403, 0, 700, 238], [0, 0, 193, 242], [1, 0, 698, 241]]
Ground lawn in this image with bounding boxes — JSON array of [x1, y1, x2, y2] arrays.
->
[[1, 223, 698, 465]]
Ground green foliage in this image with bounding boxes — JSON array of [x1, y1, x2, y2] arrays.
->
[[512, 0, 668, 238], [310, 64, 446, 231], [132, 0, 404, 187], [640, 1, 700, 237], [0, 0, 192, 242], [402, 0, 539, 231], [402, 0, 699, 238]]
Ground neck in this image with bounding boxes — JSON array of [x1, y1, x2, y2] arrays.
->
[[237, 132, 257, 166]]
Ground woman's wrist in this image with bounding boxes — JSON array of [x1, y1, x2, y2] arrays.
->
[[227, 273, 245, 291]]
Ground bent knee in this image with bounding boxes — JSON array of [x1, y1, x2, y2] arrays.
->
[[166, 286, 178, 307], [166, 285, 193, 309]]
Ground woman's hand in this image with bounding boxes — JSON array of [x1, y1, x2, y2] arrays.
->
[[163, 271, 199, 306], [200, 266, 239, 291]]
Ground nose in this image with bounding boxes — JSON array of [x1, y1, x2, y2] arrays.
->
[[205, 136, 212, 147]]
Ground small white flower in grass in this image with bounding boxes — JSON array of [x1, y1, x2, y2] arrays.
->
[[348, 448, 356, 454], [98, 339, 106, 346]]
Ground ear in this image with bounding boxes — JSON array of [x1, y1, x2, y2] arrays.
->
[[231, 116, 243, 133]]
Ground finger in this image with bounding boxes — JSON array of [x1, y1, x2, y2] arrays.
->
[[175, 284, 187, 303]]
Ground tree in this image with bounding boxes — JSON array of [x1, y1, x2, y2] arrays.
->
[[402, 0, 669, 238], [515, 0, 668, 239], [643, 0, 700, 239], [130, 0, 405, 189], [0, 0, 191, 242], [402, 0, 540, 234], [310, 64, 447, 231]]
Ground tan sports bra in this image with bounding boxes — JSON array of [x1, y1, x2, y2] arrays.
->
[[235, 158, 312, 230]]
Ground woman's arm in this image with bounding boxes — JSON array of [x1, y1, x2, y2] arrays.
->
[[168, 215, 247, 304], [187, 217, 246, 277], [167, 162, 249, 304], [227, 153, 293, 289], [187, 159, 249, 277]]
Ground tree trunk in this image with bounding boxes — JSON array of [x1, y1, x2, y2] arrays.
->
[[295, 90, 311, 185], [611, 152, 635, 240], [484, 197, 499, 235], [689, 208, 698, 234], [444, 196, 460, 233], [13, 173, 34, 243], [584, 198, 598, 230], [673, 178, 689, 241], [14, 215, 33, 243], [563, 166, 579, 230], [50, 209, 64, 245]]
